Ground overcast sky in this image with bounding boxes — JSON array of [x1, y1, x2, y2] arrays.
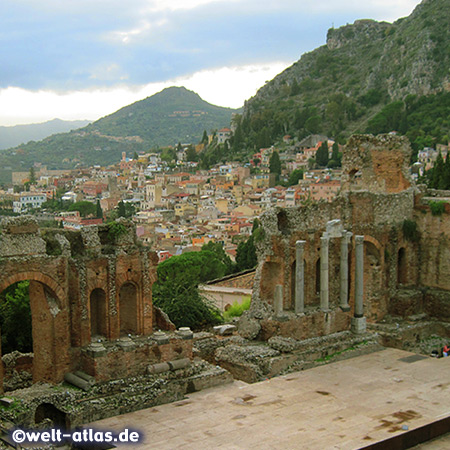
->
[[0, 0, 421, 126]]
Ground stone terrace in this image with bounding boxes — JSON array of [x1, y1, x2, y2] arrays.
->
[[92, 348, 450, 449]]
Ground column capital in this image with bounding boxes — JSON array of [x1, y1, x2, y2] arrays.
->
[[296, 239, 306, 249], [355, 235, 364, 245]]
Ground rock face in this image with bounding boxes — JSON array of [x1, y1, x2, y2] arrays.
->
[[243, 0, 449, 138]]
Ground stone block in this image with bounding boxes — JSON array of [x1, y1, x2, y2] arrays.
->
[[0, 397, 14, 407], [351, 317, 367, 335], [213, 324, 236, 336]]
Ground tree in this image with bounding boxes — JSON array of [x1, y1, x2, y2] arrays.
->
[[0, 281, 32, 354], [290, 79, 300, 96], [269, 151, 282, 177], [96, 200, 103, 219], [152, 250, 225, 329], [330, 142, 342, 166], [29, 166, 36, 184], [68, 201, 97, 217], [117, 201, 126, 218], [186, 145, 197, 162], [201, 130, 208, 145], [202, 241, 234, 275], [315, 141, 329, 167], [287, 169, 304, 186]]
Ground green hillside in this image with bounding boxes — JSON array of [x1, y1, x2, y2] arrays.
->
[[0, 87, 239, 176], [235, 0, 450, 154]]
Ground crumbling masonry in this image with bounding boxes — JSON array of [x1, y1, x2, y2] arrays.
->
[[0, 218, 191, 393], [239, 134, 450, 342]]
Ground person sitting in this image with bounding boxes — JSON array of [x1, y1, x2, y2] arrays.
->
[[442, 344, 450, 357]]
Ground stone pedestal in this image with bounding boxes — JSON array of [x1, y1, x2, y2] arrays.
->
[[152, 331, 170, 345], [295, 240, 306, 314], [351, 317, 367, 334]]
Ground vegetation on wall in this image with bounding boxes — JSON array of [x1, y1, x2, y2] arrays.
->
[[0, 281, 32, 354]]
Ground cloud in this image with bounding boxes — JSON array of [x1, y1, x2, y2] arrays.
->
[[0, 62, 288, 125], [0, 0, 421, 124]]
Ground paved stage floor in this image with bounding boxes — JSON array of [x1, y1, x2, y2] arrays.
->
[[91, 348, 450, 449]]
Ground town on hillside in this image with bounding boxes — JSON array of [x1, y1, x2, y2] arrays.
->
[[0, 128, 448, 266]]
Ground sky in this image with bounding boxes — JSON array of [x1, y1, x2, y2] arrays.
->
[[0, 0, 422, 126]]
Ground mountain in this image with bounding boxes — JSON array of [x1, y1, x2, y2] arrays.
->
[[0, 87, 240, 175], [0, 119, 91, 150], [237, 0, 450, 155]]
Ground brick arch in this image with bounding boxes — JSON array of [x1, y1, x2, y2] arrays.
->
[[0, 272, 65, 306], [0, 271, 69, 388], [118, 281, 140, 335], [363, 236, 383, 261]]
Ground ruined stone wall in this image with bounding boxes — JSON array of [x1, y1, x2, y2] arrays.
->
[[0, 217, 162, 391], [341, 134, 412, 194], [244, 134, 428, 340]]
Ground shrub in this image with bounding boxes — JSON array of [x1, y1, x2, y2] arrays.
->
[[402, 219, 420, 242], [223, 297, 251, 322], [429, 201, 446, 216]]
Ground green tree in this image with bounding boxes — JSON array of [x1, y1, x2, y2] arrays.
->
[[29, 166, 36, 184], [290, 79, 300, 96], [330, 142, 342, 166], [201, 130, 208, 144], [68, 201, 97, 217], [315, 141, 329, 167], [0, 281, 32, 354], [269, 150, 281, 178], [202, 241, 234, 275], [186, 145, 198, 162], [153, 251, 225, 329], [96, 199, 103, 219], [287, 169, 304, 186], [117, 200, 126, 218]]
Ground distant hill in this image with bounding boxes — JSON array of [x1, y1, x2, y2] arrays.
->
[[0, 119, 91, 150], [0, 87, 240, 174], [236, 0, 450, 156]]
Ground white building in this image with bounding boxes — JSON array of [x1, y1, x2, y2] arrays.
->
[[13, 192, 47, 213]]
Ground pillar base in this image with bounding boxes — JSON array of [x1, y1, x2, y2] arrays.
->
[[351, 317, 367, 335], [340, 304, 351, 312]]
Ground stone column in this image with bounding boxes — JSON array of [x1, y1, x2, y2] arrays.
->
[[339, 231, 352, 311], [320, 236, 329, 311], [274, 284, 284, 316], [295, 240, 306, 314], [351, 235, 366, 334]]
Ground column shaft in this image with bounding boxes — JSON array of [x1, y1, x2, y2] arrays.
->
[[295, 240, 306, 314], [354, 235, 364, 318], [274, 284, 283, 316], [339, 232, 352, 310], [320, 236, 329, 311]]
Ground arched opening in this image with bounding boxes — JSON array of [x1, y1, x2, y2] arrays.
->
[[0, 275, 66, 390], [398, 248, 407, 285], [315, 258, 321, 296], [119, 282, 138, 335], [35, 403, 69, 429], [90, 288, 107, 339], [0, 281, 33, 391]]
